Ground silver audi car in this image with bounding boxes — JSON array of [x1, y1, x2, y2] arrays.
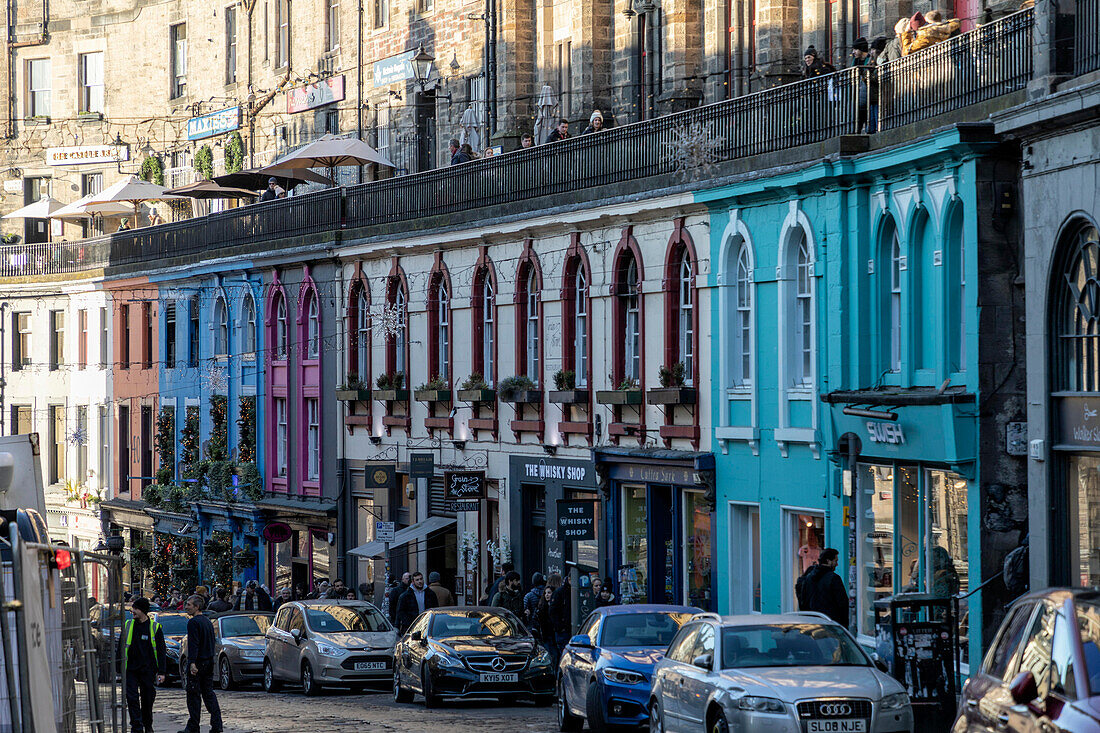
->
[[648, 613, 913, 733]]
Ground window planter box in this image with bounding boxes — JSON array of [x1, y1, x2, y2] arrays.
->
[[414, 388, 452, 403], [596, 389, 643, 406], [77, 111, 103, 122], [501, 389, 543, 404], [647, 387, 697, 405], [335, 388, 372, 402], [549, 389, 590, 404], [374, 389, 409, 402], [457, 388, 496, 403]]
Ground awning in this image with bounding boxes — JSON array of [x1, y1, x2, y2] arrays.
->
[[348, 515, 456, 558]]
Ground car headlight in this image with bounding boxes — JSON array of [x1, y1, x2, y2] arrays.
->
[[240, 649, 264, 659], [315, 643, 344, 657], [433, 653, 464, 669], [880, 692, 910, 711], [737, 696, 786, 713], [532, 647, 552, 666], [601, 667, 647, 685]]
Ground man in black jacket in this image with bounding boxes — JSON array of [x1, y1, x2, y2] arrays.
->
[[490, 571, 524, 618], [795, 548, 850, 628], [387, 572, 410, 626], [232, 580, 273, 612], [179, 595, 223, 733], [120, 597, 166, 733], [395, 571, 438, 633]]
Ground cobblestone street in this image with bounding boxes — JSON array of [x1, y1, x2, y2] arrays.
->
[[149, 685, 557, 732]]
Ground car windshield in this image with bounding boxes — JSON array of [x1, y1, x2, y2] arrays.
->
[[430, 611, 524, 639], [721, 624, 870, 668], [600, 613, 694, 648], [154, 615, 190, 637], [305, 605, 389, 632], [219, 615, 273, 637], [1075, 599, 1100, 693]]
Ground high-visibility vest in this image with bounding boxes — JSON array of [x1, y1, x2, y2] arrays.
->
[[123, 619, 162, 667]]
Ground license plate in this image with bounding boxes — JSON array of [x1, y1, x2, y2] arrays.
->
[[354, 662, 387, 671], [807, 720, 867, 733], [478, 673, 518, 683]]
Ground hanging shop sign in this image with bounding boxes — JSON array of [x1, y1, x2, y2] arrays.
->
[[186, 106, 241, 141], [287, 75, 346, 113], [409, 452, 435, 480], [557, 499, 596, 541], [46, 144, 130, 166], [444, 470, 485, 501], [262, 522, 292, 544], [365, 463, 397, 492], [372, 50, 416, 87]]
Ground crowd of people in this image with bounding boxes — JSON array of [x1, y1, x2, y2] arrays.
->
[[447, 108, 610, 165], [140, 577, 366, 616]]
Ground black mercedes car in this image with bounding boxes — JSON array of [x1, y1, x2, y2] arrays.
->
[[392, 607, 555, 708]]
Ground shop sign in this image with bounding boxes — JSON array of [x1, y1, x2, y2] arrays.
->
[[46, 144, 130, 166], [606, 462, 695, 485], [365, 463, 396, 492], [3, 180, 21, 193], [262, 522, 292, 543], [186, 106, 241, 140], [409, 452, 434, 479], [287, 75, 346, 113], [451, 501, 480, 512], [557, 500, 596, 541], [375, 521, 395, 542], [521, 459, 590, 484], [865, 420, 906, 445], [1058, 396, 1100, 448], [373, 50, 416, 87], [444, 470, 485, 500]]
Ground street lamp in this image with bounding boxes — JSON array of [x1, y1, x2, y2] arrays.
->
[[411, 46, 435, 90]]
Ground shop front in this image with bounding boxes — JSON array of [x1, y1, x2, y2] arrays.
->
[[256, 497, 337, 596], [825, 394, 978, 669], [593, 448, 716, 611], [1051, 395, 1100, 587]]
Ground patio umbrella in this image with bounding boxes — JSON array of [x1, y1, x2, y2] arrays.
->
[[2, 196, 65, 220], [214, 167, 334, 192], [459, 106, 482, 152], [83, 175, 182, 218], [533, 85, 558, 146], [51, 193, 132, 220], [269, 134, 394, 183], [163, 180, 259, 199]]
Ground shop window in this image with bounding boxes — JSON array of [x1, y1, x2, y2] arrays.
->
[[785, 510, 824, 612], [1069, 455, 1100, 586], [214, 296, 229, 358], [729, 504, 760, 613], [732, 240, 754, 388], [620, 485, 648, 604], [856, 464, 894, 637], [683, 491, 711, 608]]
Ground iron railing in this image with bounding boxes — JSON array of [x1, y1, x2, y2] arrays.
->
[[878, 8, 1033, 131], [1077, 0, 1100, 76], [0, 239, 110, 277]]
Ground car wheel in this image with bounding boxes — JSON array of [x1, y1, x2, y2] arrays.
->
[[649, 699, 665, 733], [301, 660, 322, 697], [218, 656, 234, 691], [393, 670, 413, 703], [557, 679, 583, 732], [263, 661, 280, 693], [421, 665, 439, 708], [709, 708, 730, 733], [585, 680, 609, 732]]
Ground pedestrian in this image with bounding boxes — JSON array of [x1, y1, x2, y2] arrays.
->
[[193, 586, 210, 610], [850, 37, 878, 133], [179, 595, 223, 733], [272, 587, 291, 612], [483, 146, 496, 158], [546, 119, 570, 143], [207, 587, 232, 614], [233, 579, 273, 611], [548, 573, 571, 661], [344, 590, 356, 600], [168, 588, 183, 610], [519, 133, 534, 149], [491, 571, 524, 617], [795, 547, 849, 628], [592, 577, 617, 607], [522, 573, 546, 629], [802, 46, 835, 78], [427, 571, 454, 606], [536, 584, 557, 663], [358, 582, 373, 601], [328, 579, 349, 599], [879, 18, 908, 66], [582, 110, 604, 134], [148, 208, 163, 227], [487, 562, 515, 604], [120, 597, 166, 733], [259, 177, 279, 202], [293, 583, 307, 601], [449, 138, 472, 165], [395, 571, 439, 633], [117, 218, 131, 232]]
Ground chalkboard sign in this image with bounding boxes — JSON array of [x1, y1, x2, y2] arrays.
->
[[557, 499, 596, 541], [444, 470, 485, 500]]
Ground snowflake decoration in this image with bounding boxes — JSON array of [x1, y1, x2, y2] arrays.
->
[[68, 425, 88, 446], [375, 303, 406, 340], [486, 536, 512, 567], [459, 531, 479, 572], [201, 363, 228, 393], [662, 122, 724, 179]]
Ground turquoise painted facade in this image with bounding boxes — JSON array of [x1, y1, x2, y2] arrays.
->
[[699, 125, 1019, 668]]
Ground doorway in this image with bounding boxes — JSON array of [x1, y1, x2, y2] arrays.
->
[[416, 90, 437, 172], [24, 177, 49, 243], [782, 508, 825, 611], [521, 483, 547, 587]]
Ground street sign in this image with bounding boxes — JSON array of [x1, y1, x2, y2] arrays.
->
[[557, 499, 597, 541], [375, 521, 395, 542], [409, 452, 434, 480], [444, 470, 485, 501]]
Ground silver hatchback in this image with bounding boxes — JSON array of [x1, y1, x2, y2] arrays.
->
[[262, 600, 397, 696], [649, 613, 914, 733]]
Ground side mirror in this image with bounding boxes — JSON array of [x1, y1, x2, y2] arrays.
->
[[871, 653, 888, 673], [569, 634, 592, 648], [290, 628, 302, 644], [692, 653, 713, 670], [1009, 670, 1043, 715]]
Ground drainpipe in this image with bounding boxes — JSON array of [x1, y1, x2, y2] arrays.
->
[[839, 0, 848, 65], [335, 262, 348, 586], [356, 0, 363, 182], [0, 302, 7, 435], [487, 0, 497, 135]]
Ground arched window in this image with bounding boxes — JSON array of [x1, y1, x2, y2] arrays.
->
[[733, 241, 753, 387], [472, 264, 496, 384], [516, 256, 542, 385], [946, 206, 965, 373], [356, 289, 369, 378], [678, 253, 694, 382], [436, 280, 450, 379], [784, 227, 813, 387], [615, 251, 642, 384], [563, 253, 590, 389], [274, 292, 288, 359], [213, 296, 228, 357], [241, 294, 256, 356], [525, 270, 539, 382], [890, 228, 902, 373], [306, 292, 320, 359], [1055, 221, 1100, 391], [391, 285, 407, 376]]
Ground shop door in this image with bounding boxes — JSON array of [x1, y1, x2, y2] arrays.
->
[[521, 484, 547, 587], [649, 485, 678, 605], [782, 509, 825, 612], [425, 525, 457, 593]]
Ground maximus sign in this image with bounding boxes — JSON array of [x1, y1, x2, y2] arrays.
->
[[186, 106, 241, 140]]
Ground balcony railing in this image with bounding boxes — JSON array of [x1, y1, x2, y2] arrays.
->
[[1078, 0, 1100, 76], [0, 9, 1036, 279]]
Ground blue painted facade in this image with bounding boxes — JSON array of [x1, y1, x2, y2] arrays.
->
[[699, 126, 1014, 668]]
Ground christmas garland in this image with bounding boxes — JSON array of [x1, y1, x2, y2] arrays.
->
[[237, 395, 256, 463], [204, 531, 234, 588], [181, 406, 201, 481], [140, 156, 164, 186], [208, 395, 228, 462], [155, 406, 175, 485], [150, 533, 174, 598], [194, 144, 214, 181], [224, 132, 245, 174], [170, 536, 198, 590]]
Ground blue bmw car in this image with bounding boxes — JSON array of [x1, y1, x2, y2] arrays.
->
[[557, 604, 701, 731]]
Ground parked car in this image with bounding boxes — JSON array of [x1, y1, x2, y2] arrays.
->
[[392, 606, 556, 708], [649, 613, 913, 733], [180, 612, 274, 690], [150, 611, 190, 686], [262, 600, 396, 695], [953, 588, 1100, 732], [557, 604, 700, 731]]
